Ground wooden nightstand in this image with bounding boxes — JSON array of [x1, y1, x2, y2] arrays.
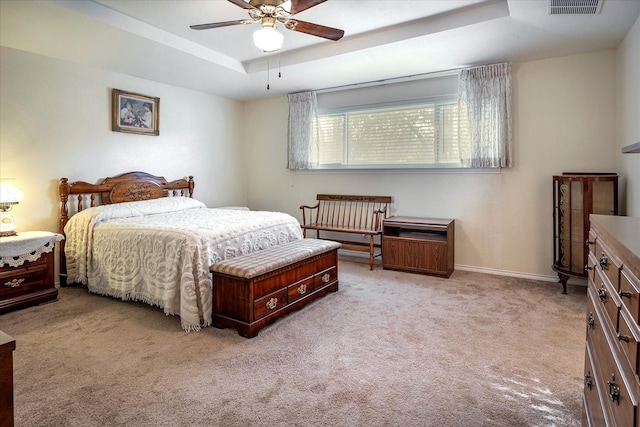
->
[[0, 231, 63, 314]]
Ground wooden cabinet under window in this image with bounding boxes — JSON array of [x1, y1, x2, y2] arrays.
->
[[552, 173, 618, 293], [382, 216, 454, 277]]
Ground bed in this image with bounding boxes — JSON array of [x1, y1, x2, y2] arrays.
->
[[59, 171, 304, 331]]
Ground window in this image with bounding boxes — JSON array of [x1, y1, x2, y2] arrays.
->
[[311, 97, 462, 169], [287, 65, 512, 171]]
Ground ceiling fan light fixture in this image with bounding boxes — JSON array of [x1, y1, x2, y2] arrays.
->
[[253, 25, 283, 52]]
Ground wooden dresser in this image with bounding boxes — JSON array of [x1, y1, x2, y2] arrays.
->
[[583, 215, 640, 426]]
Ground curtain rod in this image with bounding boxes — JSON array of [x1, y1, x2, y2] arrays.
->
[[298, 62, 510, 95], [313, 67, 464, 95]]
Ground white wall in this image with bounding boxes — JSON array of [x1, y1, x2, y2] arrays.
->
[[0, 47, 247, 235], [245, 50, 619, 280], [617, 15, 640, 216]]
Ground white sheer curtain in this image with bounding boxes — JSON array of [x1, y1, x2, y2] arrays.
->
[[458, 63, 513, 168], [287, 91, 317, 170]]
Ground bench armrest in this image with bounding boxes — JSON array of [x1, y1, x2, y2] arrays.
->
[[299, 202, 320, 226], [372, 206, 388, 232]]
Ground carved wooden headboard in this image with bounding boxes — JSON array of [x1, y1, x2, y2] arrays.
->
[[58, 171, 194, 285]]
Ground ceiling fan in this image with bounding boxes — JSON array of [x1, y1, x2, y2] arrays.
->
[[190, 0, 344, 52]]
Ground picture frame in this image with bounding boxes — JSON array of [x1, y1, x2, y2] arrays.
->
[[112, 89, 160, 135]]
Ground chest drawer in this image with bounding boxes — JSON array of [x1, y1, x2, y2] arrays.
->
[[287, 277, 314, 304], [254, 288, 288, 320], [315, 266, 337, 288]]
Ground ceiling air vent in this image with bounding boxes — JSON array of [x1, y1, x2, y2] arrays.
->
[[548, 0, 603, 15]]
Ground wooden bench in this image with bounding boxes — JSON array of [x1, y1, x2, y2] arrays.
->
[[299, 194, 392, 270], [209, 239, 340, 338]]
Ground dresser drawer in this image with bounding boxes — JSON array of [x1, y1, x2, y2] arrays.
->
[[0, 263, 48, 299], [618, 310, 640, 378], [595, 238, 622, 291], [587, 230, 598, 257], [587, 252, 598, 284], [587, 286, 613, 366], [583, 344, 607, 427], [592, 268, 621, 333], [254, 288, 288, 320], [597, 347, 639, 427], [620, 268, 640, 326]]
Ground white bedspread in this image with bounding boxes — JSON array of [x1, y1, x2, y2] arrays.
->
[[64, 197, 303, 331]]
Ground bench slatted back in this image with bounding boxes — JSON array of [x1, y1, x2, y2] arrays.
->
[[315, 194, 392, 231]]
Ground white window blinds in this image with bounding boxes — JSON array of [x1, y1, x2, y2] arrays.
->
[[311, 98, 461, 168]]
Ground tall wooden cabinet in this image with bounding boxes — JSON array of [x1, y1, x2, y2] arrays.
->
[[552, 173, 618, 293]]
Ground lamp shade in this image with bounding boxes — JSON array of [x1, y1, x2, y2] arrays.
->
[[253, 26, 284, 52], [0, 178, 23, 204]]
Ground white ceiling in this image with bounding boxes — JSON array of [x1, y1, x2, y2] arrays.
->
[[1, 0, 638, 101]]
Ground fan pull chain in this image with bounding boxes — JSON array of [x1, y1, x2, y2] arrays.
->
[[267, 59, 270, 90], [278, 50, 282, 79]]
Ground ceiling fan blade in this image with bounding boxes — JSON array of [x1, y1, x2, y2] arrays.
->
[[190, 19, 254, 30], [286, 19, 344, 41], [227, 0, 257, 11], [289, 0, 327, 15]]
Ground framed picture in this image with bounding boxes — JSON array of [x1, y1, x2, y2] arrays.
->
[[112, 89, 160, 135]]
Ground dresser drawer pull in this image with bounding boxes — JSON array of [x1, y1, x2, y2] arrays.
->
[[585, 264, 592, 272], [322, 273, 331, 283], [585, 372, 593, 390], [617, 332, 630, 342], [619, 290, 632, 299], [297, 284, 307, 295], [599, 254, 608, 269], [587, 313, 595, 329], [607, 375, 620, 404], [265, 298, 278, 310], [598, 286, 607, 303], [4, 278, 25, 288], [586, 239, 595, 247]]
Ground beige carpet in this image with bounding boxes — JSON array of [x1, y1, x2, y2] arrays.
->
[[1, 258, 586, 427]]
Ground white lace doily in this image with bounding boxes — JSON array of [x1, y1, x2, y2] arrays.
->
[[0, 231, 64, 267]]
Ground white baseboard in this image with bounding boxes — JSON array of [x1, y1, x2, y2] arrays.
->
[[337, 249, 587, 286]]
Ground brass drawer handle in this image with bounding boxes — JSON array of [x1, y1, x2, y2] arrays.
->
[[617, 332, 630, 343], [585, 372, 593, 390], [322, 273, 330, 283], [598, 286, 607, 303], [587, 313, 595, 329], [599, 253, 608, 269], [266, 298, 278, 310], [607, 374, 620, 404], [4, 278, 25, 288], [297, 284, 307, 295], [619, 290, 632, 299]]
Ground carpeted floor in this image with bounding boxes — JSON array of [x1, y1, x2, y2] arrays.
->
[[0, 258, 586, 427]]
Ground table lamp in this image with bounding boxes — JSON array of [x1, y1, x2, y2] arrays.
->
[[0, 178, 24, 236]]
